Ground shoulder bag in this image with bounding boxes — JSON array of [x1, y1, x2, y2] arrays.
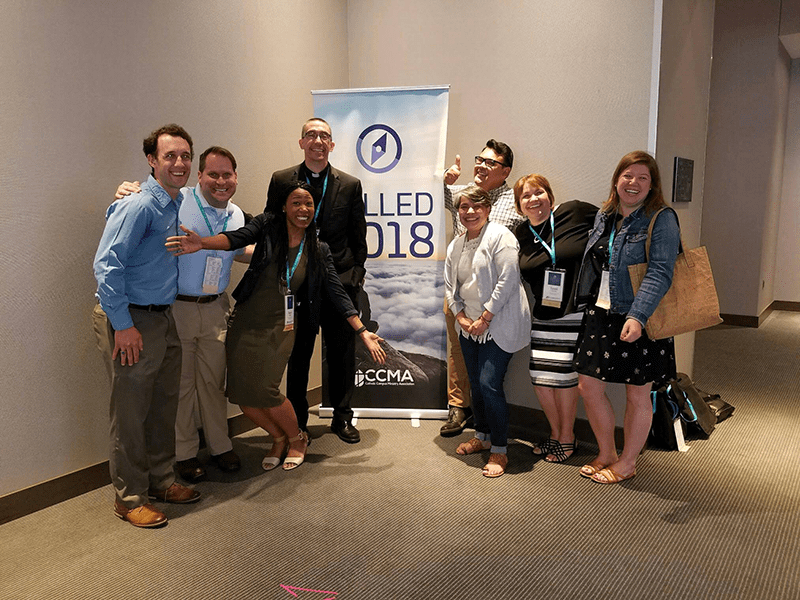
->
[[628, 208, 723, 340]]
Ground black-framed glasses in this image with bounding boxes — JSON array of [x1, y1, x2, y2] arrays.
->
[[303, 130, 332, 142], [474, 155, 505, 168]]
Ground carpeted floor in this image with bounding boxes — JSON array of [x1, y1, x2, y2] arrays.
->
[[1, 312, 798, 600]]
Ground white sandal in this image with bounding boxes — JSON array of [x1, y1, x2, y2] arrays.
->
[[282, 432, 308, 471], [261, 436, 287, 471]]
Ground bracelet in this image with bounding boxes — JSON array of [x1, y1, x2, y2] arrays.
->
[[355, 325, 367, 335], [480, 315, 492, 324]]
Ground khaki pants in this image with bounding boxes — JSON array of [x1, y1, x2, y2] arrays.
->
[[172, 294, 233, 461], [444, 300, 471, 408]]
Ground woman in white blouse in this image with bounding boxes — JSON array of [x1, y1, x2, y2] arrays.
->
[[444, 185, 531, 477]]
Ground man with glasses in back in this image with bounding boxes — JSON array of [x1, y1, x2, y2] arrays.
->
[[267, 118, 368, 444], [439, 139, 524, 437]]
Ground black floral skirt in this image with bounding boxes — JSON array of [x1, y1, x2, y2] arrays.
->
[[572, 307, 676, 386]]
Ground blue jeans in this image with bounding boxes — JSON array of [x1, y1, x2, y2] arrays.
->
[[458, 335, 513, 450]]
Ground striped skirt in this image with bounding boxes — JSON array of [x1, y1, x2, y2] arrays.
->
[[529, 311, 584, 388]]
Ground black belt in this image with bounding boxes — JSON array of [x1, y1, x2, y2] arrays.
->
[[129, 303, 170, 312], [176, 294, 220, 304]]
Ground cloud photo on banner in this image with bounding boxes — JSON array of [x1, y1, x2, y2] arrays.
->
[[363, 260, 446, 359]]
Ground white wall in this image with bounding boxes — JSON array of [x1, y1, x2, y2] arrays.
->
[[0, 0, 349, 497]]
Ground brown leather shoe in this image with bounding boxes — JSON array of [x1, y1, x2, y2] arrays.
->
[[114, 499, 167, 528], [148, 482, 201, 504]]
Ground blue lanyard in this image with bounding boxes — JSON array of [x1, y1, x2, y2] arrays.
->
[[528, 212, 556, 267], [305, 173, 328, 221], [608, 213, 620, 263], [192, 189, 230, 237], [286, 238, 306, 294]]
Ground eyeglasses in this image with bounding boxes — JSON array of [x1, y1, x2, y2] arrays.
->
[[303, 130, 332, 142], [474, 155, 505, 168]]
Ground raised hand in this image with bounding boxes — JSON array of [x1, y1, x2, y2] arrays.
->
[[444, 154, 462, 185]]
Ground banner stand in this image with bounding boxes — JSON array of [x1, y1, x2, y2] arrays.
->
[[313, 85, 450, 421]]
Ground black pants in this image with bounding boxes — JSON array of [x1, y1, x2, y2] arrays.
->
[[287, 287, 357, 430]]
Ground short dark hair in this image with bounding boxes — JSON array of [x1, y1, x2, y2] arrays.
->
[[513, 174, 555, 215], [484, 139, 513, 170], [199, 146, 237, 173], [455, 184, 492, 211], [142, 124, 194, 159], [301, 118, 332, 137]]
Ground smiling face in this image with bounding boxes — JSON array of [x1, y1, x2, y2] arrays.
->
[[284, 188, 315, 236], [473, 148, 511, 192], [299, 119, 335, 171], [458, 196, 491, 239], [615, 162, 652, 216], [147, 134, 192, 198], [198, 152, 237, 208], [519, 181, 553, 226]]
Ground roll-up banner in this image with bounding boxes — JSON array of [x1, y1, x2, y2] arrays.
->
[[313, 85, 449, 419]]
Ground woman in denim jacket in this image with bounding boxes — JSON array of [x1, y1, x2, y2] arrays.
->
[[572, 151, 680, 484]]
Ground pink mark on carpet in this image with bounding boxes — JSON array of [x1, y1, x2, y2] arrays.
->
[[280, 584, 339, 599]]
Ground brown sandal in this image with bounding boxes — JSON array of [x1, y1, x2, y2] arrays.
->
[[456, 437, 490, 455], [482, 453, 508, 478], [591, 466, 636, 484], [579, 459, 608, 479]]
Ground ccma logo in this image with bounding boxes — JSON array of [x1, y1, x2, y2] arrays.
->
[[355, 368, 415, 387], [356, 124, 402, 174]]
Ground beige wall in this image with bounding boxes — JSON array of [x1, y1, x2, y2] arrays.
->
[[0, 0, 349, 497], [776, 61, 800, 301], [348, 0, 664, 417], [655, 0, 716, 373], [1, 0, 715, 498], [703, 0, 791, 318]]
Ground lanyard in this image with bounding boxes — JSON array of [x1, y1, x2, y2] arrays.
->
[[608, 212, 621, 264], [305, 173, 328, 221], [286, 237, 306, 294], [528, 212, 556, 267], [192, 189, 230, 237]]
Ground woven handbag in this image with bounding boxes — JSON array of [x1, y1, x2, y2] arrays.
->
[[628, 208, 722, 340]]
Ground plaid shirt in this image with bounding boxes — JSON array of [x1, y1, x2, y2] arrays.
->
[[444, 182, 524, 237]]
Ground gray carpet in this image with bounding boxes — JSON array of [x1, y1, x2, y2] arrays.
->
[[1, 312, 799, 599]]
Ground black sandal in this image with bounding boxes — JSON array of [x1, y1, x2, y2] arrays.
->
[[532, 438, 557, 456], [544, 439, 578, 463]]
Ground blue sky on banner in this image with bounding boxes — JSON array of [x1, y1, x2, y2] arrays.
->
[[312, 87, 449, 261]]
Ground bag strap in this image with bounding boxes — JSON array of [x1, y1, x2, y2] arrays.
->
[[643, 206, 684, 263]]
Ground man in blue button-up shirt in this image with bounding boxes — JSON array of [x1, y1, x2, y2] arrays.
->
[[92, 124, 202, 528], [114, 146, 251, 483]]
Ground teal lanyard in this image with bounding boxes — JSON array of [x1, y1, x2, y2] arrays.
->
[[286, 238, 306, 294], [192, 189, 230, 236], [608, 213, 620, 264], [306, 174, 328, 221], [528, 212, 556, 268]]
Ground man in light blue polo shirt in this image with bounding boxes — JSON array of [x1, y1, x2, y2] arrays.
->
[[116, 146, 251, 483], [93, 124, 202, 528]]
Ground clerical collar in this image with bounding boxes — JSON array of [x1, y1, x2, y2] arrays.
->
[[301, 163, 330, 181]]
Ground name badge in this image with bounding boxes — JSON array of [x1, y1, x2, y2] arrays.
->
[[541, 268, 566, 308], [596, 269, 611, 310], [202, 256, 223, 294], [284, 294, 295, 331]]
